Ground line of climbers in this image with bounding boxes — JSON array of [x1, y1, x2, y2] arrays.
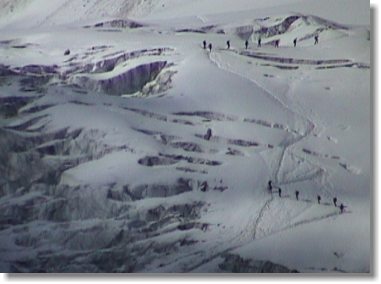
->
[[267, 180, 346, 214], [202, 34, 319, 51]]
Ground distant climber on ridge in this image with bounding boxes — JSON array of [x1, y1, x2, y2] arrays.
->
[[203, 40, 207, 49], [339, 203, 345, 214], [268, 180, 273, 192], [245, 40, 249, 49], [278, 187, 282, 197], [317, 195, 321, 204], [226, 40, 230, 49], [208, 43, 212, 52], [293, 38, 297, 47], [200, 181, 208, 192], [314, 34, 319, 45], [258, 37, 261, 47], [295, 190, 299, 201], [204, 128, 212, 141], [333, 197, 338, 207]]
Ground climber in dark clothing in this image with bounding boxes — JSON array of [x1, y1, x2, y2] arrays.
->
[[203, 40, 207, 49], [333, 197, 338, 207], [245, 40, 249, 49], [317, 195, 321, 204], [293, 38, 297, 47], [314, 34, 319, 45], [258, 37, 261, 47], [339, 203, 345, 214], [226, 40, 230, 49], [278, 187, 282, 197], [275, 39, 280, 48], [208, 43, 212, 52], [295, 190, 299, 201], [268, 180, 273, 192], [200, 181, 208, 192], [204, 128, 212, 141]]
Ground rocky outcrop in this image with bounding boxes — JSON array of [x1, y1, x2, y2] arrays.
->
[[73, 61, 168, 95], [84, 19, 145, 29], [219, 254, 298, 273]]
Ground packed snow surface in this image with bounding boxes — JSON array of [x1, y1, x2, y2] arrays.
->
[[0, 0, 370, 273]]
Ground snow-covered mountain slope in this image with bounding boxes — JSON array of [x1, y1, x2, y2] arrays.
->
[[0, 0, 370, 273], [0, 0, 159, 29]]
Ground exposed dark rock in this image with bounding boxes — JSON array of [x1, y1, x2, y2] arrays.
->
[[15, 64, 58, 75], [256, 16, 300, 38], [126, 178, 193, 201], [86, 19, 145, 29], [219, 254, 299, 273], [107, 187, 132, 202], [173, 111, 237, 122], [226, 147, 244, 156], [0, 96, 34, 118], [138, 155, 178, 167], [170, 141, 203, 153], [242, 51, 351, 65], [227, 138, 259, 147], [158, 153, 222, 167]]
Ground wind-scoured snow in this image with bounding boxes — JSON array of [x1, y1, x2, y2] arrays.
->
[[0, 0, 370, 273]]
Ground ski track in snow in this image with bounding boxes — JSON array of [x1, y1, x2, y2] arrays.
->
[[183, 45, 353, 271], [209, 48, 323, 240]]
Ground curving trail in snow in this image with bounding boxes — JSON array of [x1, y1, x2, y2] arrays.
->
[[207, 48, 338, 241], [0, 0, 370, 273]]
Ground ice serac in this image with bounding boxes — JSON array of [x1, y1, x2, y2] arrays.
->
[[74, 61, 168, 95]]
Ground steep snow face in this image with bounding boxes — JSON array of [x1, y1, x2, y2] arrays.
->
[[0, 0, 160, 29], [0, 0, 370, 274], [1, 0, 368, 29]]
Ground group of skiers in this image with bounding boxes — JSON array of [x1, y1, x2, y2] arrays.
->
[[202, 34, 319, 51], [267, 180, 346, 214]]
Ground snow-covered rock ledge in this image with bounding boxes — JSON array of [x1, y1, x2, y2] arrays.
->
[[71, 61, 169, 95]]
